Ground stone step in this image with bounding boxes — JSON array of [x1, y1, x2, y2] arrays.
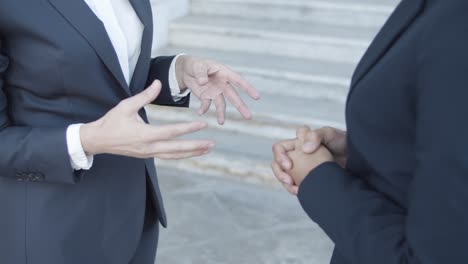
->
[[169, 15, 379, 63], [191, 0, 397, 28], [156, 46, 355, 101]]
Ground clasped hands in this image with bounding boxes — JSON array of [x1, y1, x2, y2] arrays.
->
[[272, 126, 347, 195]]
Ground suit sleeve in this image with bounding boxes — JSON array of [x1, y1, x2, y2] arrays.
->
[[147, 55, 190, 107], [0, 37, 83, 184], [297, 7, 468, 264]]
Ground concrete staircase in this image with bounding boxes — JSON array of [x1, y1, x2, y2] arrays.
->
[[149, 0, 399, 186]]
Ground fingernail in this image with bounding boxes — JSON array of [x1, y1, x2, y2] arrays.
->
[[282, 177, 292, 185], [281, 161, 290, 170], [208, 142, 216, 148]]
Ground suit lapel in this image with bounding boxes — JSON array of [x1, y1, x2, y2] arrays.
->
[[129, 0, 154, 94], [48, 0, 131, 96], [350, 0, 425, 90]]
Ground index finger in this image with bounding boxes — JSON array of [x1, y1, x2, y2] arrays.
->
[[224, 85, 252, 120]]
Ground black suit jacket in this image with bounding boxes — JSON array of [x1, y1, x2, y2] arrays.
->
[[0, 0, 188, 263], [298, 0, 468, 263]]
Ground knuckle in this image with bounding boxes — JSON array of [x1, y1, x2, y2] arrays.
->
[[322, 126, 335, 134]]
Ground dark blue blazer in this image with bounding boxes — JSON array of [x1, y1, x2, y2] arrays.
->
[[0, 0, 188, 263], [298, 0, 468, 263]]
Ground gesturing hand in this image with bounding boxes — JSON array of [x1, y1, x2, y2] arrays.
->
[[176, 55, 261, 125], [80, 80, 216, 159]]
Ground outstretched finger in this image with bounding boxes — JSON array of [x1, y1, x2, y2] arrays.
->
[[150, 139, 216, 154], [224, 84, 252, 120], [213, 95, 226, 125], [198, 99, 212, 115], [157, 149, 211, 160], [121, 80, 162, 113]]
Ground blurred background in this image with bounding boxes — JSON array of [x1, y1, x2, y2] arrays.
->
[[146, 0, 399, 263]]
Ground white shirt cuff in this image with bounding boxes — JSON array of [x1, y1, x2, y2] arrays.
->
[[66, 124, 94, 171], [169, 54, 191, 102]]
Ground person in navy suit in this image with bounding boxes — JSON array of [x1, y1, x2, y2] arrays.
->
[[0, 0, 259, 263], [272, 0, 468, 263]]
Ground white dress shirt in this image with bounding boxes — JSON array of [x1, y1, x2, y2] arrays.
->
[[67, 0, 190, 170]]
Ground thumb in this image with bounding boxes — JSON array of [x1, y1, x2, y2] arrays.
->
[[123, 80, 162, 113], [194, 62, 209, 86], [302, 127, 334, 153], [295, 126, 310, 149]]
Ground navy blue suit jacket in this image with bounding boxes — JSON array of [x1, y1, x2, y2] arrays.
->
[[298, 0, 468, 263], [0, 0, 188, 263]]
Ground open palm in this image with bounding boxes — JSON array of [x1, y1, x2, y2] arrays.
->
[[179, 56, 261, 125]]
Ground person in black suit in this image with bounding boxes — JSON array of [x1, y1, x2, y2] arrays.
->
[[272, 0, 468, 263], [0, 0, 259, 263]]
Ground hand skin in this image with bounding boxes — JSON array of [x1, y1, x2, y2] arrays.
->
[[286, 144, 333, 187], [272, 126, 341, 194], [301, 126, 347, 168], [80, 80, 216, 160], [175, 55, 261, 125]]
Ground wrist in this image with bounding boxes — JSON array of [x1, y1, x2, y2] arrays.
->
[[80, 121, 104, 156], [175, 55, 188, 91]]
